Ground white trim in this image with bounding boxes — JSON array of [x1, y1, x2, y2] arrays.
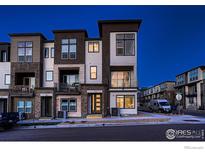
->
[[40, 93, 53, 97], [0, 96, 8, 98], [87, 90, 103, 93]]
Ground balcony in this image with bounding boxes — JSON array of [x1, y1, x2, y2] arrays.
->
[[10, 85, 34, 97], [55, 82, 81, 94], [110, 79, 137, 89]]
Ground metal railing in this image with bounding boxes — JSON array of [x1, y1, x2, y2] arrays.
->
[[10, 85, 34, 96], [110, 79, 137, 88], [55, 82, 80, 93]]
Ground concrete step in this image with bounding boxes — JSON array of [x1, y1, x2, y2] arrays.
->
[[86, 114, 103, 119]]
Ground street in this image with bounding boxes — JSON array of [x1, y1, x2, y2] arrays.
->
[[0, 124, 204, 141]]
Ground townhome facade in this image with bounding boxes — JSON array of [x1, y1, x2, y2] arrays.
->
[[142, 81, 176, 105], [0, 19, 141, 119], [175, 66, 205, 110]]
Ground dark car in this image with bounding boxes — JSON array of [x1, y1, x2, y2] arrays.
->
[[0, 112, 19, 130]]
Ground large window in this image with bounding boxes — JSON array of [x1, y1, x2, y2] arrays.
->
[[17, 41, 33, 62], [111, 71, 131, 87], [176, 75, 185, 85], [88, 42, 99, 53], [17, 101, 32, 113], [116, 33, 135, 56], [189, 69, 198, 81], [61, 98, 77, 112], [46, 71, 53, 81], [44, 48, 49, 58], [63, 74, 79, 85], [4, 74, 10, 85], [116, 95, 135, 109], [61, 39, 77, 59], [90, 66, 97, 79]]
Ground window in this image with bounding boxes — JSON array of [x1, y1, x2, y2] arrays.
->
[[111, 71, 131, 87], [61, 38, 77, 59], [1, 50, 7, 62], [25, 101, 32, 113], [46, 71, 53, 81], [17, 41, 33, 62], [17, 101, 32, 113], [61, 99, 77, 112], [116, 95, 135, 109], [17, 101, 24, 113], [4, 74, 10, 85], [63, 74, 79, 85], [189, 69, 198, 81], [90, 66, 97, 79], [61, 99, 69, 111], [88, 42, 99, 53], [51, 48, 54, 58], [69, 99, 77, 112], [44, 48, 49, 58], [116, 33, 135, 56]]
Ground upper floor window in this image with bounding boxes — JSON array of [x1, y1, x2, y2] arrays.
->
[[116, 33, 135, 56], [4, 74, 10, 85], [189, 69, 198, 81], [88, 42, 99, 53], [61, 38, 77, 59], [17, 41, 33, 62], [111, 71, 131, 87], [44, 48, 49, 58], [46, 71, 53, 81], [90, 66, 97, 80], [51, 48, 55, 58], [176, 75, 185, 85], [0, 50, 7, 62]]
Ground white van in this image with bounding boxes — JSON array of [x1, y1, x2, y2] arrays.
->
[[148, 99, 171, 113]]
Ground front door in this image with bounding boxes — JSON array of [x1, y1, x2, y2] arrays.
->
[[0, 99, 7, 114], [41, 97, 52, 117], [91, 94, 102, 114]]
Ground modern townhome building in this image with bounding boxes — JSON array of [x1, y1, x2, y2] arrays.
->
[[142, 81, 176, 105], [0, 42, 10, 114], [175, 66, 205, 110], [0, 19, 141, 119]]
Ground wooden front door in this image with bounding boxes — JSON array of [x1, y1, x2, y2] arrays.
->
[[91, 94, 102, 114]]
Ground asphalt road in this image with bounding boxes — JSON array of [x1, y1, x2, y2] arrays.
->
[[0, 124, 204, 141]]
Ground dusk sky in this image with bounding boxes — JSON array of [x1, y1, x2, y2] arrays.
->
[[0, 6, 205, 87]]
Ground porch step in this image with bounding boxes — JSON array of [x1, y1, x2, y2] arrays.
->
[[86, 114, 103, 119]]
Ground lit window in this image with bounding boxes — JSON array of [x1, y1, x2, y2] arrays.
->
[[17, 101, 24, 113], [111, 71, 130, 87], [5, 74, 10, 85], [46, 71, 53, 81], [17, 101, 32, 113], [90, 66, 97, 79], [116, 95, 135, 109], [25, 101, 32, 113], [88, 42, 99, 53]]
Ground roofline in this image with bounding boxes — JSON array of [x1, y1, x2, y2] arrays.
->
[[85, 38, 102, 41], [52, 29, 88, 37], [9, 33, 47, 40], [146, 81, 176, 90], [0, 42, 10, 45], [176, 65, 205, 77], [44, 40, 54, 43], [98, 19, 142, 37]]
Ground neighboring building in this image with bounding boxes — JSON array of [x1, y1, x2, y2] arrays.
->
[[142, 81, 176, 105], [175, 66, 205, 110], [0, 19, 141, 118], [0, 42, 10, 114]]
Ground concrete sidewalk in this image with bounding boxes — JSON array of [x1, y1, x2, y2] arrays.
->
[[16, 111, 205, 130]]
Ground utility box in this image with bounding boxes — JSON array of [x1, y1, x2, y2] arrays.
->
[[111, 108, 120, 116]]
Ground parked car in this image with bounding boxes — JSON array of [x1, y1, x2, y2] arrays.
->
[[148, 99, 171, 113], [0, 112, 19, 131]]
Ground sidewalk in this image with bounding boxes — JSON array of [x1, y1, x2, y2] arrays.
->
[[16, 111, 205, 130]]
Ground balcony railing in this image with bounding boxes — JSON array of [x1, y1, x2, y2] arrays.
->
[[110, 80, 137, 88], [55, 82, 80, 93], [10, 85, 34, 96]]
